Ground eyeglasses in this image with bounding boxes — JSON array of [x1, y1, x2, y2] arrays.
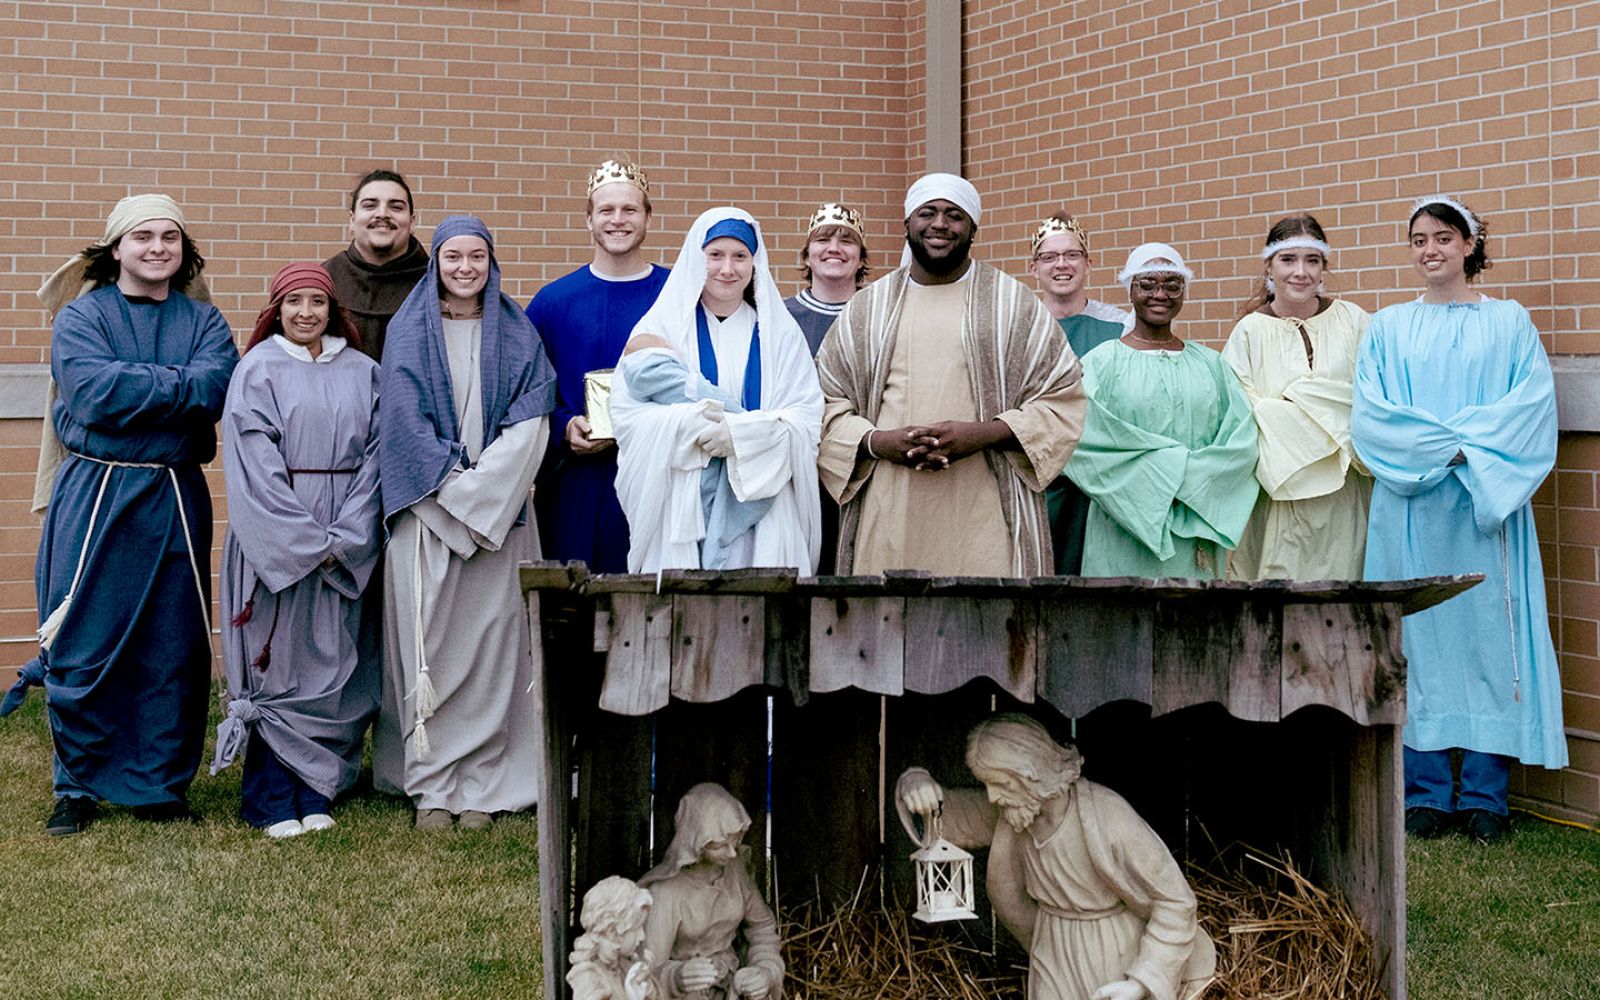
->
[[1034, 250, 1086, 265], [1133, 277, 1185, 294]]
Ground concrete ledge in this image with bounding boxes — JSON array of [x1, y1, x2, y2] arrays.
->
[[0, 365, 49, 419], [1553, 355, 1600, 434]]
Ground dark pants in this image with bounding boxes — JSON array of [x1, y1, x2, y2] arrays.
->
[[241, 742, 331, 828], [1405, 746, 1510, 816]]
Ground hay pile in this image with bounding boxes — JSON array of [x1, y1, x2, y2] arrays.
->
[[781, 902, 1027, 999], [1193, 852, 1386, 1000]]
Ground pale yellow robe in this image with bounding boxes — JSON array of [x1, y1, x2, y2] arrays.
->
[[1222, 299, 1372, 580]]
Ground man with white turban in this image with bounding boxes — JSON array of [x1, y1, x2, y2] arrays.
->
[[8, 195, 238, 835], [815, 173, 1086, 576]]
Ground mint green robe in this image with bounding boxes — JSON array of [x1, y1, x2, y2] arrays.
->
[[1066, 341, 1259, 578]]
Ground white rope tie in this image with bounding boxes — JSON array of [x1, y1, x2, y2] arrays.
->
[[40, 456, 214, 670], [408, 523, 437, 760], [1501, 526, 1520, 703]]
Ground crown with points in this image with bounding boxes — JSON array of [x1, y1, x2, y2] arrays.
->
[[587, 159, 650, 197], [1031, 215, 1089, 256], [807, 203, 865, 240]]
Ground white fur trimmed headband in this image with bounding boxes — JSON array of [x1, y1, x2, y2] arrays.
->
[[1410, 195, 1480, 239], [1261, 236, 1331, 261], [1116, 242, 1194, 287]]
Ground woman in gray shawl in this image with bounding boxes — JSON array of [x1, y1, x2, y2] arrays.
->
[[211, 262, 383, 839]]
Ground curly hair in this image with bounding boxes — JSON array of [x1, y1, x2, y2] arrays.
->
[[1409, 201, 1492, 281]]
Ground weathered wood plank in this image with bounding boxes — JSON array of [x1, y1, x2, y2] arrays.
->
[[771, 691, 881, 910], [764, 594, 811, 706], [671, 594, 766, 703], [1037, 598, 1153, 718], [599, 592, 673, 716], [573, 710, 653, 904], [809, 596, 905, 695], [529, 590, 574, 1000], [904, 596, 1036, 702], [519, 560, 591, 593], [1282, 601, 1405, 725], [1152, 598, 1280, 722], [585, 567, 798, 594]]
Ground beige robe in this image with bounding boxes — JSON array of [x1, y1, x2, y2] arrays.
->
[[374, 318, 549, 814], [816, 262, 1086, 576], [1221, 299, 1372, 580]]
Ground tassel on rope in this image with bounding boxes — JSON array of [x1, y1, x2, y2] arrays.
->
[[37, 597, 73, 651], [415, 669, 437, 721], [410, 718, 431, 760], [38, 465, 115, 652], [250, 595, 282, 673], [230, 598, 255, 628]]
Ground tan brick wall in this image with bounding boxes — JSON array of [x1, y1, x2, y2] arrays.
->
[[960, 0, 1600, 822]]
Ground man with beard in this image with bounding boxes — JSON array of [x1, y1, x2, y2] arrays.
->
[[525, 159, 669, 572], [897, 714, 1215, 1000], [323, 169, 429, 361], [1029, 213, 1130, 575], [815, 174, 1086, 575]]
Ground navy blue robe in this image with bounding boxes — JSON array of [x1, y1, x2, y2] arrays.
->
[[34, 286, 237, 805], [526, 264, 669, 572]]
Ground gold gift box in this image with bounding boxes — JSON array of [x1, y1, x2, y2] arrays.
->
[[584, 368, 616, 440]]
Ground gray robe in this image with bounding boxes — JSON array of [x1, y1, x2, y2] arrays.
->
[[373, 318, 549, 813], [213, 336, 383, 800]]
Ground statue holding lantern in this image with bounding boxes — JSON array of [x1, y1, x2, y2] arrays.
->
[[896, 714, 1215, 1000]]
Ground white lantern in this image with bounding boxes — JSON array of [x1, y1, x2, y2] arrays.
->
[[910, 815, 976, 923]]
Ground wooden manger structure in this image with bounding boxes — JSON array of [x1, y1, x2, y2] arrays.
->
[[523, 566, 1478, 1000]]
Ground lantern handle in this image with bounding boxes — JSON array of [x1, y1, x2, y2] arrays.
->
[[894, 793, 942, 849]]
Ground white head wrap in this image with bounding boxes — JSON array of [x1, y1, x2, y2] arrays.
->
[[1115, 242, 1195, 288], [37, 193, 205, 315], [900, 173, 982, 267], [1410, 195, 1480, 239], [1261, 235, 1331, 261], [629, 206, 805, 359]]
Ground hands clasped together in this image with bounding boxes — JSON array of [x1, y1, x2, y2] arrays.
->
[[692, 400, 735, 458], [867, 419, 1012, 471]]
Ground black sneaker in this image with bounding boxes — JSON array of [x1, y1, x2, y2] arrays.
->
[[45, 797, 98, 837], [1462, 809, 1509, 845], [132, 801, 198, 824], [1404, 806, 1450, 839]]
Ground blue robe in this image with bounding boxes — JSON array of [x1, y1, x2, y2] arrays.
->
[[526, 264, 669, 572], [32, 286, 238, 805], [1351, 298, 1565, 767]]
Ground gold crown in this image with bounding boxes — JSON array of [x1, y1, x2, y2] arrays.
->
[[1031, 215, 1089, 256], [587, 159, 650, 196], [807, 203, 865, 240]]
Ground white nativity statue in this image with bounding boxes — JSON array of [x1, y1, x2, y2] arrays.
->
[[896, 713, 1216, 1000], [568, 875, 661, 1000]]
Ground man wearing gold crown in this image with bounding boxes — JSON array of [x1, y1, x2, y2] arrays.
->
[[323, 168, 429, 362], [1029, 212, 1129, 575], [815, 174, 1086, 576], [525, 159, 670, 573], [784, 203, 870, 355]]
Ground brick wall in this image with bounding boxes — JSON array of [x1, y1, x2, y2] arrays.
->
[[960, 0, 1600, 822], [0, 0, 917, 664]]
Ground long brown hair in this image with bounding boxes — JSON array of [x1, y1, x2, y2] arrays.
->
[[1238, 214, 1328, 319]]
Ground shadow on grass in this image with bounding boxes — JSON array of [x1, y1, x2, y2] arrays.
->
[[0, 687, 543, 999]]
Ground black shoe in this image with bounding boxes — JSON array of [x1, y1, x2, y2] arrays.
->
[[132, 801, 198, 824], [1404, 806, 1451, 839], [45, 797, 98, 837], [1462, 809, 1509, 845]]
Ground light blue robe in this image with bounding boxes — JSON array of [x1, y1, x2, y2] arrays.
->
[[1351, 297, 1565, 767]]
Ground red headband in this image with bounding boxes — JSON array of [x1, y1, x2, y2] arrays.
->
[[244, 263, 362, 354]]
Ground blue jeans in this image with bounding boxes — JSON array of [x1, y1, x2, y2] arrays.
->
[[241, 742, 331, 828], [1405, 746, 1509, 815]]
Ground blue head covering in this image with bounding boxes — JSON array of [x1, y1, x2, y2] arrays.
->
[[703, 218, 759, 254], [378, 215, 557, 522]]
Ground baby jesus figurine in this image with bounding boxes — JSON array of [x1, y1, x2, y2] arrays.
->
[[569, 876, 660, 1000], [639, 783, 784, 999]]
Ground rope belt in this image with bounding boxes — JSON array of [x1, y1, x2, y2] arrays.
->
[[1037, 901, 1128, 922], [409, 522, 438, 760], [39, 453, 213, 667]]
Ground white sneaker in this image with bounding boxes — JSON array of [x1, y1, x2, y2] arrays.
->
[[300, 813, 335, 832], [265, 819, 305, 839]]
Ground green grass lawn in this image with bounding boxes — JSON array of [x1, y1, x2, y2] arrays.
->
[[0, 692, 542, 999], [1, 689, 1597, 998]]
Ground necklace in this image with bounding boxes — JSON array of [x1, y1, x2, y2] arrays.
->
[[1124, 330, 1182, 349]]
